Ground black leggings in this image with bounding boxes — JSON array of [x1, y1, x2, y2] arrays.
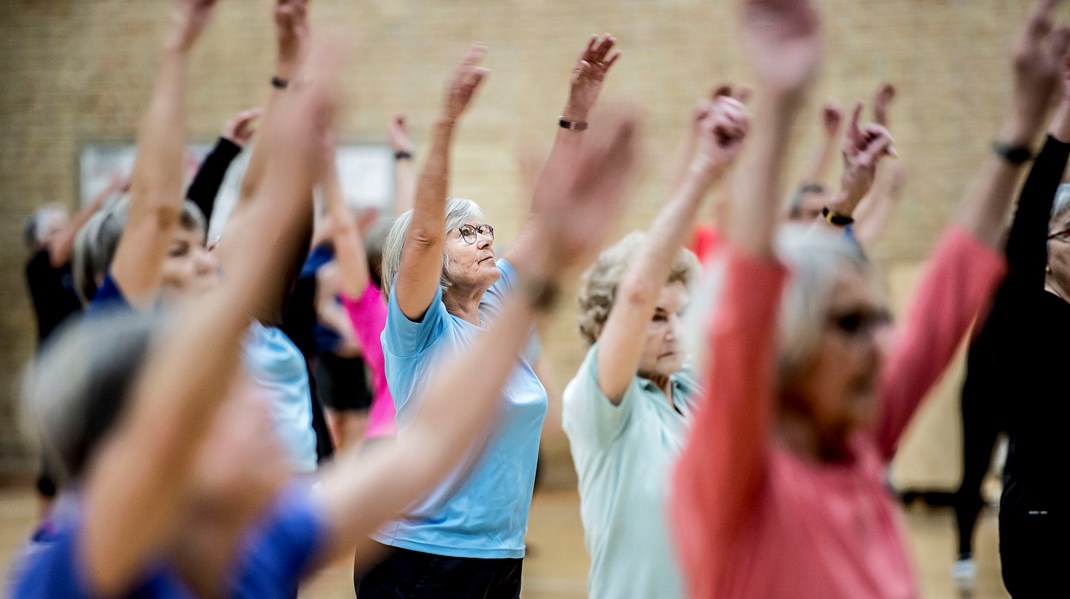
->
[[952, 385, 1005, 557], [356, 544, 522, 599]]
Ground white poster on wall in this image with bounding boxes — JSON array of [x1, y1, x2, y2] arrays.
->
[[80, 141, 394, 239]]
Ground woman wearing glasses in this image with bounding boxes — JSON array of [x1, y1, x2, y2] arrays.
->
[[952, 46, 1070, 598], [359, 35, 624, 598]]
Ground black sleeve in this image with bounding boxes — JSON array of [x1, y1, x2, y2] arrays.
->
[[1002, 135, 1070, 296], [186, 137, 242, 222]]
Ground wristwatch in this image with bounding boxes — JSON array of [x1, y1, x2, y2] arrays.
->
[[559, 117, 588, 131], [992, 141, 1033, 164], [822, 206, 855, 227]]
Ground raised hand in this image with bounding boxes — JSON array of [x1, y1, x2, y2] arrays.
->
[[694, 96, 750, 170], [222, 108, 263, 148], [275, 0, 310, 70], [388, 115, 414, 154], [531, 105, 639, 272], [443, 43, 489, 123], [838, 100, 896, 209], [1009, 0, 1070, 138], [565, 34, 622, 121], [741, 0, 822, 97], [873, 83, 896, 127], [822, 101, 843, 137], [168, 0, 218, 51]]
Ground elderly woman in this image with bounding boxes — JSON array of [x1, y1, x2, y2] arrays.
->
[[669, 1, 1063, 598], [561, 95, 746, 599], [949, 48, 1070, 597], [356, 36, 622, 598]]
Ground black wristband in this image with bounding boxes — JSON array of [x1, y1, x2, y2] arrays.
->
[[559, 117, 588, 131], [822, 206, 855, 227], [992, 141, 1033, 164], [271, 76, 289, 90], [394, 150, 413, 161]]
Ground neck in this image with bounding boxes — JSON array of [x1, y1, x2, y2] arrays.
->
[[774, 407, 852, 463], [170, 512, 249, 599], [639, 371, 673, 400], [1045, 273, 1070, 303], [442, 283, 487, 325]]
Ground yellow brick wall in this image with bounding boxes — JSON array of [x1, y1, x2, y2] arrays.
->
[[0, 0, 1056, 485]]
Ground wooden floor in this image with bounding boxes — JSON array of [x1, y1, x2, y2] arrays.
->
[[0, 486, 1009, 598]]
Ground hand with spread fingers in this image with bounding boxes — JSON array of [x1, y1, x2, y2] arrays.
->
[[443, 43, 490, 123], [565, 34, 622, 121]]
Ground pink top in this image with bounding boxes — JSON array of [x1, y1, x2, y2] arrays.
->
[[341, 283, 396, 439], [670, 227, 1005, 599]]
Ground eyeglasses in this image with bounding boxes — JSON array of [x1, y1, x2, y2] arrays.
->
[[456, 224, 495, 245], [826, 308, 893, 339]]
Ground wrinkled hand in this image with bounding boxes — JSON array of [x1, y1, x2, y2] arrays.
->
[[694, 96, 749, 170], [873, 83, 896, 127], [443, 43, 489, 123], [275, 0, 310, 67], [169, 0, 218, 50], [690, 85, 751, 135], [222, 108, 263, 147], [565, 34, 621, 121], [839, 100, 896, 206], [822, 101, 843, 137], [1011, 0, 1070, 132], [388, 115, 414, 153], [531, 104, 640, 272], [741, 0, 822, 96]]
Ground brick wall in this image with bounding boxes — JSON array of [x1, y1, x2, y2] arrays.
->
[[0, 0, 1052, 486]]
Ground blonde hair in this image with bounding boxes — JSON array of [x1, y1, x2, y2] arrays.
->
[[576, 231, 700, 346]]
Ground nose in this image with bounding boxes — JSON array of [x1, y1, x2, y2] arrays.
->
[[194, 247, 217, 275], [477, 232, 493, 250], [665, 314, 680, 342]]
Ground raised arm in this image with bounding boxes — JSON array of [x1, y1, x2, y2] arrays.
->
[[48, 174, 126, 268], [107, 0, 214, 307], [216, 0, 314, 322], [852, 83, 905, 249], [185, 107, 260, 222], [597, 96, 748, 401], [672, 0, 822, 566], [1001, 55, 1070, 296], [78, 10, 336, 598], [388, 115, 417, 216], [505, 34, 620, 269], [816, 100, 896, 233], [394, 44, 487, 320], [316, 106, 639, 566], [800, 101, 844, 187], [324, 145, 371, 299], [875, 0, 1069, 457]]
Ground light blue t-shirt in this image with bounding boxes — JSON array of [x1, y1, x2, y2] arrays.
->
[[374, 259, 547, 559], [562, 344, 699, 599], [243, 323, 318, 473]]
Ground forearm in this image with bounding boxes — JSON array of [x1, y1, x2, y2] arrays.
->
[[325, 161, 371, 298], [50, 189, 111, 267], [393, 156, 416, 216], [802, 131, 838, 186], [186, 137, 242, 223], [730, 93, 801, 256]]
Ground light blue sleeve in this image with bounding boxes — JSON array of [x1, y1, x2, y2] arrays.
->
[[562, 344, 638, 451], [384, 282, 451, 358]]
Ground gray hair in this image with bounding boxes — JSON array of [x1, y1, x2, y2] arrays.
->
[[23, 204, 68, 250], [1052, 183, 1070, 224], [685, 225, 876, 395], [576, 231, 701, 346], [380, 198, 484, 298], [72, 199, 207, 305], [775, 225, 874, 392], [23, 309, 169, 487]]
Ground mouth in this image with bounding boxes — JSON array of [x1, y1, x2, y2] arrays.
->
[[479, 256, 494, 264]]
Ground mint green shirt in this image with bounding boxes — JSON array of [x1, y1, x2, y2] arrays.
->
[[562, 344, 699, 599]]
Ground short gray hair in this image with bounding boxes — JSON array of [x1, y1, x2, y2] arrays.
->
[[380, 198, 484, 298], [23, 204, 68, 250], [576, 231, 701, 346], [1052, 183, 1070, 225], [72, 199, 207, 305], [23, 309, 169, 487], [775, 225, 874, 392]]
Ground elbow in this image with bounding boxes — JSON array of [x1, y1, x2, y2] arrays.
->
[[406, 224, 442, 250], [617, 276, 657, 307]]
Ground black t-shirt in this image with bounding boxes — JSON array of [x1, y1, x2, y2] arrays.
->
[[24, 248, 82, 346]]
